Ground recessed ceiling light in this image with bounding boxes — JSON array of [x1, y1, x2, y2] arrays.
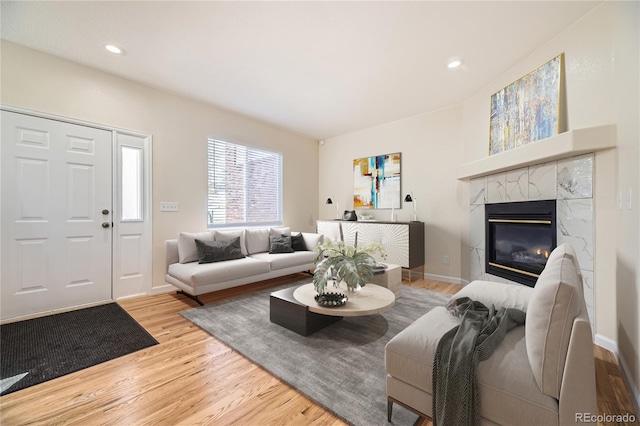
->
[[104, 44, 124, 55], [447, 57, 463, 69]]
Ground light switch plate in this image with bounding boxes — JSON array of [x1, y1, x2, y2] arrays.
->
[[619, 191, 623, 210], [160, 201, 179, 212]]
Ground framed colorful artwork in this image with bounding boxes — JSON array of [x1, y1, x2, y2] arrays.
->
[[353, 152, 401, 209], [489, 53, 564, 155]]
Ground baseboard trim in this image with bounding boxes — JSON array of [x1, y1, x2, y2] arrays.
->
[[116, 292, 148, 301], [594, 333, 618, 353], [594, 334, 640, 416], [148, 284, 176, 295], [115, 285, 176, 301], [421, 272, 465, 285]]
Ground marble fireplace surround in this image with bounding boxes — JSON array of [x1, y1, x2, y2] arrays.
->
[[458, 125, 617, 329], [469, 154, 595, 325]]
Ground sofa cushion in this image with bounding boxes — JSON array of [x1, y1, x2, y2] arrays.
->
[[290, 232, 307, 251], [214, 229, 248, 255], [526, 244, 582, 399], [301, 232, 324, 251], [168, 256, 270, 286], [270, 226, 290, 237], [251, 251, 316, 270], [269, 235, 295, 254], [447, 280, 533, 312], [195, 237, 245, 264], [178, 231, 214, 263], [246, 228, 270, 254]]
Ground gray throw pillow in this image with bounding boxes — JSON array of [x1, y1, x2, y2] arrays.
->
[[290, 232, 307, 251], [195, 237, 245, 264], [269, 235, 294, 254]]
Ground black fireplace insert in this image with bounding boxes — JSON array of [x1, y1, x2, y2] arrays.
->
[[485, 200, 557, 287]]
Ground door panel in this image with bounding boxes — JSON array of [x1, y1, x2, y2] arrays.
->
[[1, 111, 113, 320], [113, 132, 151, 298]]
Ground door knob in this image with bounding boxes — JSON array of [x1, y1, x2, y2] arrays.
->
[[102, 222, 111, 228], [102, 209, 110, 215]]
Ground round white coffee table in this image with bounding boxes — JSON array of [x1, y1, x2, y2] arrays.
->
[[293, 282, 395, 317]]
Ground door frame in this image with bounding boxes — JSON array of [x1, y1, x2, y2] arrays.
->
[[1, 104, 153, 318]]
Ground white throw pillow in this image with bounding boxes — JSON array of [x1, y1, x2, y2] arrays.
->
[[214, 229, 248, 255], [269, 226, 291, 237], [245, 228, 270, 254], [178, 231, 214, 263], [447, 280, 533, 313], [301, 232, 324, 251]]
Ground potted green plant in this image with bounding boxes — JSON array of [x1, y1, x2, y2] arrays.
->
[[313, 233, 386, 294]]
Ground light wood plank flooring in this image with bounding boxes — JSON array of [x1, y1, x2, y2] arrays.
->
[[1, 274, 637, 425]]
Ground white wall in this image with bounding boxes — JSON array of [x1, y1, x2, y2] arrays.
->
[[461, 1, 639, 405], [319, 105, 466, 282], [0, 41, 320, 291], [612, 1, 640, 410]]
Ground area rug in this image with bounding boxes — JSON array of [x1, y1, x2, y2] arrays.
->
[[181, 280, 450, 425], [1, 303, 158, 396]]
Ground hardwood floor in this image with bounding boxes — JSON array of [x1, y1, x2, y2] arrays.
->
[[1, 274, 637, 425]]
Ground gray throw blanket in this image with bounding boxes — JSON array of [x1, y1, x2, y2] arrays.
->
[[432, 297, 526, 426]]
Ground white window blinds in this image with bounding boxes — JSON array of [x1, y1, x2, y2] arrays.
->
[[207, 138, 282, 228]]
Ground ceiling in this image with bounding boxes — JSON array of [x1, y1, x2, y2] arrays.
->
[[1, 1, 601, 140]]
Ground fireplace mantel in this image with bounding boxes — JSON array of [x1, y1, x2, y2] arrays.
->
[[457, 124, 616, 180]]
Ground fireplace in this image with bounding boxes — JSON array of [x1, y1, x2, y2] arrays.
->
[[485, 200, 557, 287]]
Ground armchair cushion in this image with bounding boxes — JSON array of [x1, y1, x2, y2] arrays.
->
[[385, 306, 459, 394]]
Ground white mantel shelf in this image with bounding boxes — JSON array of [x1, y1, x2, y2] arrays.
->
[[457, 124, 616, 180]]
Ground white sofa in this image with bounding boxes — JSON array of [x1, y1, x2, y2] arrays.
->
[[385, 243, 597, 425], [165, 226, 324, 305]]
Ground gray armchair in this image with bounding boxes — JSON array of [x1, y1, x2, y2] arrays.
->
[[385, 244, 597, 425]]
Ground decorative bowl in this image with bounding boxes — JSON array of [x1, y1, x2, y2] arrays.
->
[[314, 292, 348, 307]]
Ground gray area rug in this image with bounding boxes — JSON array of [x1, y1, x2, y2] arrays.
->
[[181, 279, 450, 425]]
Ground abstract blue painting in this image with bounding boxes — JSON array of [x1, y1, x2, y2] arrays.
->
[[489, 54, 563, 155], [353, 152, 401, 209]]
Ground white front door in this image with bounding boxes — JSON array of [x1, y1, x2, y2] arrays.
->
[[1, 111, 113, 320]]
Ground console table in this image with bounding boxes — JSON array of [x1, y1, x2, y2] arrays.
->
[[316, 220, 425, 282]]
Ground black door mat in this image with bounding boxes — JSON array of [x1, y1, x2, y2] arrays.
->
[[1, 303, 158, 396]]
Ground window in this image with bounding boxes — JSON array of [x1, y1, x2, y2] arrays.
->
[[121, 145, 142, 221], [207, 138, 282, 228]]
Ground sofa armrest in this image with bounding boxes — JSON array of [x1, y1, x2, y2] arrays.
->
[[448, 280, 533, 312], [559, 316, 597, 425], [165, 239, 179, 273]]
